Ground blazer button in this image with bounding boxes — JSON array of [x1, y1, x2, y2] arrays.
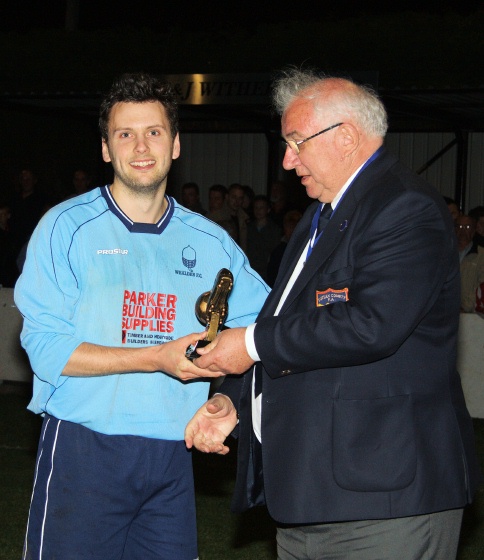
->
[[281, 369, 291, 375]]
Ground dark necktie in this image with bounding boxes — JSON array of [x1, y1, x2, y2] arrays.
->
[[317, 203, 333, 236]]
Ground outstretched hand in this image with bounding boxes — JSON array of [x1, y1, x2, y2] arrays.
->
[[185, 394, 238, 454]]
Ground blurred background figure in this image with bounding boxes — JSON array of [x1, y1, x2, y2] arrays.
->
[[468, 205, 484, 248], [461, 245, 484, 313], [460, 207, 484, 313], [0, 200, 19, 287], [443, 196, 461, 223], [242, 185, 255, 221], [16, 199, 53, 274], [226, 183, 249, 250], [8, 167, 48, 252], [181, 182, 206, 215], [207, 184, 230, 221], [246, 195, 281, 282], [72, 168, 93, 196], [206, 184, 239, 240], [455, 214, 478, 263], [269, 180, 290, 229], [266, 209, 302, 287]]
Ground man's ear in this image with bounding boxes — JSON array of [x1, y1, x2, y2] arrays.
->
[[338, 123, 360, 157], [101, 139, 111, 163], [172, 133, 181, 161]]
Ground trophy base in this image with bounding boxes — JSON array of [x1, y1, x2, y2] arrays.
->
[[185, 338, 210, 361]]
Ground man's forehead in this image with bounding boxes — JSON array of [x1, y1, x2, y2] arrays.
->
[[109, 101, 167, 125], [282, 97, 321, 134]]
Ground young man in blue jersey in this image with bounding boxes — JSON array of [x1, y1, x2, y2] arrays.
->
[[15, 72, 269, 560]]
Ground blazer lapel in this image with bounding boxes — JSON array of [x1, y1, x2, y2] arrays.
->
[[258, 203, 315, 318], [279, 190, 359, 313], [261, 148, 398, 318]]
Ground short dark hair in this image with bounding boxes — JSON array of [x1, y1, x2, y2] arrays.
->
[[283, 209, 302, 227], [209, 184, 228, 196], [99, 72, 179, 141], [228, 183, 244, 194], [253, 194, 270, 205], [243, 185, 255, 200], [443, 196, 458, 206]]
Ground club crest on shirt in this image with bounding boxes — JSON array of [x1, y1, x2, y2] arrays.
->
[[316, 288, 349, 307], [175, 245, 203, 278], [182, 245, 197, 269]]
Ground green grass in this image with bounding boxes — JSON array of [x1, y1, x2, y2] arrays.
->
[[0, 393, 41, 558], [1, 391, 483, 560], [194, 449, 276, 559]]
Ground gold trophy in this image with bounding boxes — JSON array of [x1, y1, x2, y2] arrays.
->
[[186, 268, 234, 360]]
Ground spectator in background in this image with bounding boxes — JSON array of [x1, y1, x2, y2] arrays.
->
[[455, 214, 478, 263], [64, 168, 94, 200], [461, 245, 484, 313], [181, 182, 206, 215], [227, 183, 249, 251], [266, 209, 302, 287], [269, 180, 290, 228], [476, 282, 484, 314], [16, 199, 53, 274], [206, 184, 236, 242], [72, 169, 93, 196], [443, 196, 461, 223], [246, 195, 282, 282], [9, 168, 48, 251], [468, 205, 484, 248], [0, 200, 19, 287], [460, 208, 484, 312], [242, 185, 255, 220], [207, 184, 230, 223]]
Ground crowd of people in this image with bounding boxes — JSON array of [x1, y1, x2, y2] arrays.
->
[[179, 179, 303, 285], [0, 166, 96, 286], [0, 168, 50, 286], [444, 197, 484, 314]]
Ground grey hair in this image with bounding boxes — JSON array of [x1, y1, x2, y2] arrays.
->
[[272, 67, 388, 138]]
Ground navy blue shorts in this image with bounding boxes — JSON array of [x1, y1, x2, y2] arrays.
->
[[24, 415, 198, 560]]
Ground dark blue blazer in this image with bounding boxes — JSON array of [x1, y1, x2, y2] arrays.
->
[[222, 148, 481, 524]]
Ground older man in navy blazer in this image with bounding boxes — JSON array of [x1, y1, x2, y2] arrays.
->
[[186, 69, 481, 559]]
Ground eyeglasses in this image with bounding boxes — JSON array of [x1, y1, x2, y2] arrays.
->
[[282, 123, 343, 155]]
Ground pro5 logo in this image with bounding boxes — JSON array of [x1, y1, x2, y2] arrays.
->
[[97, 249, 129, 255]]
